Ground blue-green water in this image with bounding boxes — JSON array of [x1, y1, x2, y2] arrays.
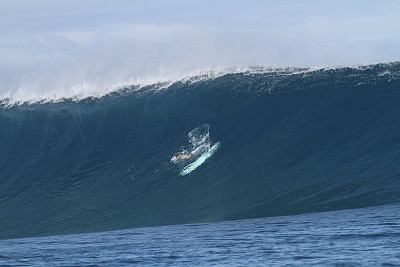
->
[[2, 63, 400, 240], [1, 204, 399, 266], [1, 62, 400, 265]]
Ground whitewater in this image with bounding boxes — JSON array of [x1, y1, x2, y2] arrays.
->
[[1, 62, 400, 265]]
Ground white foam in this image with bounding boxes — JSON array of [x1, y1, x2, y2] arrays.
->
[[180, 142, 221, 176], [1, 62, 398, 107]]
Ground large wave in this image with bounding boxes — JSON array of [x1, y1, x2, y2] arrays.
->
[[1, 62, 400, 239]]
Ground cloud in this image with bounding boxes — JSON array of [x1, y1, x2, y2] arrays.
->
[[0, 0, 399, 101]]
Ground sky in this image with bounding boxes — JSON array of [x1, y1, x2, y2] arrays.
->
[[1, 0, 399, 101]]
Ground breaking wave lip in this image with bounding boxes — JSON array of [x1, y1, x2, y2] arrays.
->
[[2, 61, 398, 107]]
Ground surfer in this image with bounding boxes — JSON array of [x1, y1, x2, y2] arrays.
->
[[175, 140, 212, 159], [175, 152, 192, 159]]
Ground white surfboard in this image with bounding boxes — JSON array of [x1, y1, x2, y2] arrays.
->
[[180, 142, 221, 176]]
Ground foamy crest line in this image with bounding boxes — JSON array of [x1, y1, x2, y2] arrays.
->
[[0, 66, 274, 106], [1, 62, 398, 107]]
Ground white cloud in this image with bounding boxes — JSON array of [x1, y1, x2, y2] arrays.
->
[[0, 0, 399, 101]]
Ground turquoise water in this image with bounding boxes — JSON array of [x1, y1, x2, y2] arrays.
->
[[1, 63, 400, 265], [1, 63, 400, 239], [1, 204, 399, 266]]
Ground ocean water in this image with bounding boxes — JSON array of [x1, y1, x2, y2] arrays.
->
[[1, 62, 400, 264], [1, 204, 399, 266]]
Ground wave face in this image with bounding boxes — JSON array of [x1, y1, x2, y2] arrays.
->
[[1, 62, 400, 239]]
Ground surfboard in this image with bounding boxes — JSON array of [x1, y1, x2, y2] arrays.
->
[[180, 142, 221, 176]]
